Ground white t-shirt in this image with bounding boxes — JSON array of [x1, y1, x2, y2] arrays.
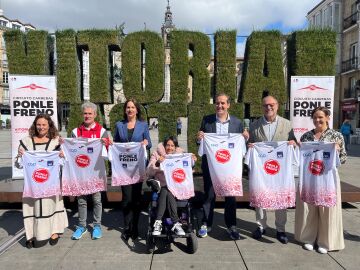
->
[[108, 142, 147, 186], [244, 141, 298, 209], [160, 153, 195, 200], [198, 133, 246, 196], [61, 138, 107, 196], [22, 151, 63, 198], [299, 142, 339, 207]]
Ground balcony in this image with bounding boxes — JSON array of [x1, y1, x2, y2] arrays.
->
[[342, 57, 358, 73], [344, 87, 357, 99], [343, 12, 358, 30]]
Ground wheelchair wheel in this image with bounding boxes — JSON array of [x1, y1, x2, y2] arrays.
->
[[146, 233, 155, 254], [155, 237, 171, 251], [186, 232, 198, 254]]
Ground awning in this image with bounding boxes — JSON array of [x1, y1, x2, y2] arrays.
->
[[341, 100, 357, 111]]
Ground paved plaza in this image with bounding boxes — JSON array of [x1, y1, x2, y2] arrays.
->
[[0, 129, 359, 269]]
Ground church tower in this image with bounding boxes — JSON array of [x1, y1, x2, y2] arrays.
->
[[161, 1, 175, 102], [161, 0, 175, 48]]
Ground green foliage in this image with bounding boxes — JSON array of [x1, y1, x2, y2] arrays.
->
[[66, 103, 83, 136], [4, 28, 337, 174], [56, 29, 81, 103], [214, 30, 237, 100], [165, 30, 212, 171], [122, 31, 165, 103], [95, 104, 105, 127], [187, 104, 214, 171], [147, 103, 185, 140], [171, 30, 211, 105], [4, 30, 50, 75], [288, 29, 336, 76], [214, 30, 244, 123], [77, 29, 119, 104], [242, 31, 286, 117], [109, 104, 123, 133], [146, 30, 211, 143], [145, 30, 210, 155]]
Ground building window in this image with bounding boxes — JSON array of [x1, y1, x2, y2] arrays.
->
[[334, 3, 340, 32], [315, 12, 322, 26], [323, 5, 332, 28], [2, 72, 8, 84], [3, 87, 9, 100], [351, 2, 357, 16], [350, 43, 358, 60], [329, 5, 333, 27], [0, 20, 7, 27], [323, 8, 328, 27], [350, 77, 356, 87]]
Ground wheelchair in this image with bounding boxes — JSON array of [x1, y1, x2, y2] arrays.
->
[[145, 181, 198, 254]]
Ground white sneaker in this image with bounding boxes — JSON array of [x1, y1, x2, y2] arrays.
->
[[172, 222, 186, 236], [303, 243, 314, 251], [317, 246, 328, 254], [152, 220, 162, 236]]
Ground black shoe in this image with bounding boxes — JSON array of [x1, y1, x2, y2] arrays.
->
[[252, 227, 266, 240], [131, 230, 139, 240], [121, 230, 131, 241], [276, 231, 288, 244], [25, 240, 34, 249], [49, 236, 59, 246], [227, 226, 240, 240]]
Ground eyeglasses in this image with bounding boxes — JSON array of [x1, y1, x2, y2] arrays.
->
[[263, 103, 277, 108]]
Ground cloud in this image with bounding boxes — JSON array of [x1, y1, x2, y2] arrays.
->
[[2, 0, 319, 34]]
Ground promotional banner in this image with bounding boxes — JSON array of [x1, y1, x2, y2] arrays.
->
[[9, 75, 58, 179], [290, 76, 335, 141]]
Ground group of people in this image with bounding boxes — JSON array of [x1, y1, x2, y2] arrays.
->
[[16, 93, 347, 255]]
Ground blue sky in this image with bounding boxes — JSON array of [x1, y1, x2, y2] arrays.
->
[[2, 0, 320, 56]]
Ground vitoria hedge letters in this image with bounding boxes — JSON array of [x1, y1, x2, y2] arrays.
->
[[4, 28, 336, 170]]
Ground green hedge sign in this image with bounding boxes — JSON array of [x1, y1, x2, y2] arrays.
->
[[4, 28, 336, 169]]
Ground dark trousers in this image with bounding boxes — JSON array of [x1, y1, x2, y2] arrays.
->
[[343, 134, 350, 150], [121, 182, 143, 235], [202, 159, 237, 228], [156, 187, 178, 221]]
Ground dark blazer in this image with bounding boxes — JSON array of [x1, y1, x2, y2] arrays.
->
[[199, 114, 244, 174], [200, 114, 244, 134], [113, 120, 152, 150]]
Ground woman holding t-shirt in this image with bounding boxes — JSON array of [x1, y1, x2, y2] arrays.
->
[[295, 106, 347, 254], [15, 114, 68, 248], [113, 98, 152, 240], [146, 136, 196, 236]]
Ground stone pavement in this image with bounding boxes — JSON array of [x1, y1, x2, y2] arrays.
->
[[0, 206, 359, 270]]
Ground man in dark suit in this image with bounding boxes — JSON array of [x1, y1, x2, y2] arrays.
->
[[196, 93, 248, 240]]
